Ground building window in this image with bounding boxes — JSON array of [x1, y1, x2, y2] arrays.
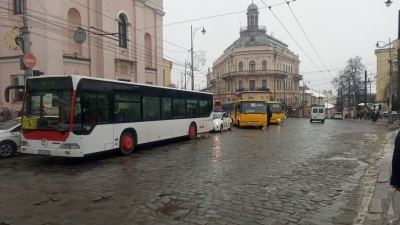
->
[[239, 80, 243, 89], [249, 80, 255, 91], [262, 60, 267, 70], [13, 0, 22, 15], [249, 61, 256, 71], [118, 14, 127, 48], [239, 62, 243, 71], [262, 80, 267, 88]]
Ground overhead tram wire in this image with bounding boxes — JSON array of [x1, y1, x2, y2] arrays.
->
[[22, 12, 191, 70], [259, 0, 327, 81], [285, 0, 331, 79], [69, 0, 188, 52], [0, 0, 189, 57]]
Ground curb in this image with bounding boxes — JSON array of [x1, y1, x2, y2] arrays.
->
[[361, 120, 399, 225]]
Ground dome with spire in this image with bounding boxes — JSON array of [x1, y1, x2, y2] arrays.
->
[[247, 2, 258, 12]]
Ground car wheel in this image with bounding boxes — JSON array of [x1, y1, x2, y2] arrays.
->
[[322, 119, 325, 123], [0, 141, 17, 158], [220, 125, 223, 133], [310, 119, 312, 123], [119, 132, 135, 156], [229, 122, 232, 130]]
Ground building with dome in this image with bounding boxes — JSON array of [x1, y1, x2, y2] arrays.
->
[[205, 2, 303, 112]]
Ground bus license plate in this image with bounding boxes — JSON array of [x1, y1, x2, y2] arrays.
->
[[38, 150, 51, 155]]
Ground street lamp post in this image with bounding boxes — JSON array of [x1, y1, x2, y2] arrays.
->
[[190, 25, 206, 90], [376, 39, 393, 124]]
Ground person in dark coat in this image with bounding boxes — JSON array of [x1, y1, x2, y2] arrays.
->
[[391, 131, 400, 190], [266, 105, 272, 127]]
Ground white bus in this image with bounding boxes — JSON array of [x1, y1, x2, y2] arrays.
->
[[19, 75, 213, 157]]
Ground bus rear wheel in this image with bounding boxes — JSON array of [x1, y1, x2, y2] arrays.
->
[[119, 132, 135, 155], [188, 123, 197, 140]]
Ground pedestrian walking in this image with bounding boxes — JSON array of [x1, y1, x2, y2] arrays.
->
[[389, 131, 400, 223], [266, 105, 272, 127]]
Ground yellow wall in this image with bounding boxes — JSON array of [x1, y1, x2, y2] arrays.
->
[[375, 48, 393, 111], [163, 59, 172, 87]]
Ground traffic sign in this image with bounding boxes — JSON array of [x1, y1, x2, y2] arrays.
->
[[23, 53, 36, 68], [359, 88, 365, 94]]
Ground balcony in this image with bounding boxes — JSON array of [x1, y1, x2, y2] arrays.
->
[[222, 70, 289, 80], [292, 74, 303, 80], [235, 87, 271, 92]]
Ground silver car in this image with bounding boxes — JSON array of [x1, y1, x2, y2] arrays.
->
[[0, 118, 21, 158]]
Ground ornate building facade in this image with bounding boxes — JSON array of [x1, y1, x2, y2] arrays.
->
[[205, 3, 303, 108], [0, 0, 164, 114]]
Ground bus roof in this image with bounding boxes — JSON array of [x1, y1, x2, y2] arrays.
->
[[26, 75, 212, 95]]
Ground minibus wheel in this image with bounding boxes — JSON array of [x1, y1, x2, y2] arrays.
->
[[120, 132, 135, 155]]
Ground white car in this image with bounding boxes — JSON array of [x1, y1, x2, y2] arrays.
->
[[0, 117, 21, 158], [212, 112, 232, 132]]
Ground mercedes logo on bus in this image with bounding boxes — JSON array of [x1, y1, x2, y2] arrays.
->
[[41, 139, 48, 148]]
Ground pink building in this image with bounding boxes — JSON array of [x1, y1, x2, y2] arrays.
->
[[0, 0, 164, 114]]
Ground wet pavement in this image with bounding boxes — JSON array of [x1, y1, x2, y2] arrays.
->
[[0, 118, 395, 225]]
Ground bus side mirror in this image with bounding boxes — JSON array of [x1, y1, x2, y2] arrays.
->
[[80, 94, 90, 109]]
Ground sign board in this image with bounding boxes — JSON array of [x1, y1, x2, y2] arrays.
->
[[23, 53, 36, 68], [359, 88, 365, 94], [74, 28, 86, 44]]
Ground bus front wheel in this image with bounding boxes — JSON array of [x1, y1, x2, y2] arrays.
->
[[119, 132, 135, 155], [188, 123, 197, 140]]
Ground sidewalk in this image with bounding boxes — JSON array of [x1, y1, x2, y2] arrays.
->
[[351, 118, 400, 224]]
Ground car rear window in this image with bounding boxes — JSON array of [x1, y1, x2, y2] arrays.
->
[[319, 108, 324, 113]]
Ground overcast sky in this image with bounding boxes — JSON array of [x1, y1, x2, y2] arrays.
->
[[162, 0, 400, 93]]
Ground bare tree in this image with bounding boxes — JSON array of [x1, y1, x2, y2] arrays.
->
[[332, 56, 366, 114]]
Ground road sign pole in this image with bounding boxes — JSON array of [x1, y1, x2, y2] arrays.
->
[[22, 0, 32, 78]]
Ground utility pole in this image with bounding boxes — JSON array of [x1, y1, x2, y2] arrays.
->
[[364, 70, 367, 119], [348, 79, 351, 118], [303, 79, 305, 118], [283, 79, 286, 106], [353, 76, 356, 119], [184, 60, 187, 89], [22, 0, 32, 77]]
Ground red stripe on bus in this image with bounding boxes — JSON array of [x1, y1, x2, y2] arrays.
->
[[22, 130, 69, 141]]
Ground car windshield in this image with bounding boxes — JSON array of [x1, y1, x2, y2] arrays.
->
[[213, 113, 222, 119], [0, 119, 20, 130]]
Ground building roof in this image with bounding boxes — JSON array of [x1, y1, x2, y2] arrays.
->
[[305, 90, 326, 98], [247, 3, 258, 11], [223, 3, 291, 53]]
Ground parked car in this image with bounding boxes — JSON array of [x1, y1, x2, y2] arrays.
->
[[212, 112, 232, 132], [333, 112, 343, 119], [0, 117, 21, 158]]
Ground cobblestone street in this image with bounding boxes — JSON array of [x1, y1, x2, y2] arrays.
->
[[0, 118, 393, 225]]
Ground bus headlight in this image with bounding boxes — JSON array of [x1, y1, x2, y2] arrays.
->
[[61, 143, 80, 149]]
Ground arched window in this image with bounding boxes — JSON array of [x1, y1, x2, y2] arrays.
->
[[118, 14, 127, 48], [262, 60, 267, 70], [67, 8, 82, 56], [144, 33, 152, 66], [249, 61, 256, 71], [239, 62, 243, 71]]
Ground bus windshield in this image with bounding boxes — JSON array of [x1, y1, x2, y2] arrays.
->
[[22, 90, 72, 131], [267, 103, 283, 113], [241, 102, 266, 114]]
